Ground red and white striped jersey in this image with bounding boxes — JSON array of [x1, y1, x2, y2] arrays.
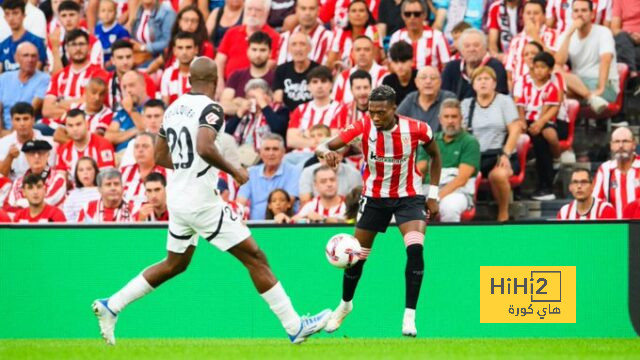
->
[[76, 199, 135, 223], [5, 168, 66, 210], [13, 204, 67, 223], [332, 63, 389, 104], [505, 26, 559, 77], [338, 115, 433, 198], [46, 63, 109, 100], [546, 0, 612, 34], [514, 73, 568, 122], [0, 176, 11, 206], [132, 202, 169, 222], [346, 102, 369, 126], [320, 0, 379, 28], [486, 0, 523, 52], [46, 33, 104, 69], [296, 196, 346, 219], [219, 172, 240, 201], [161, 64, 191, 105], [330, 25, 382, 69], [55, 103, 113, 133], [277, 23, 334, 65], [55, 133, 116, 174], [136, 10, 152, 44], [515, 77, 561, 122], [289, 100, 349, 130], [556, 197, 616, 220], [593, 156, 640, 218], [120, 164, 168, 203], [388, 26, 450, 70]]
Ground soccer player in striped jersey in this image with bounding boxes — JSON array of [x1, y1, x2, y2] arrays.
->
[[92, 57, 330, 345], [593, 127, 640, 218], [316, 85, 442, 337], [557, 168, 615, 220]]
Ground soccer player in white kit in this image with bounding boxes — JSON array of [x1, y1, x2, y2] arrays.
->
[[92, 57, 331, 345]]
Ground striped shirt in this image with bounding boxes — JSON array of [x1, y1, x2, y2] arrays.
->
[[330, 25, 382, 69], [332, 63, 389, 104], [388, 26, 450, 70], [161, 64, 191, 105], [56, 103, 113, 133], [120, 164, 168, 203], [505, 26, 559, 78], [593, 156, 640, 218], [338, 115, 433, 198], [515, 77, 561, 122], [320, 0, 380, 28], [63, 187, 101, 222], [46, 63, 108, 100], [6, 168, 66, 210], [277, 23, 333, 65], [77, 199, 135, 223], [557, 197, 616, 220], [513, 73, 568, 122], [55, 133, 116, 174], [546, 0, 612, 33], [289, 100, 349, 131], [296, 196, 346, 219], [136, 10, 152, 44]]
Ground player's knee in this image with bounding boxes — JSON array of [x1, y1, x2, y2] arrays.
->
[[165, 258, 190, 275], [244, 248, 269, 270]]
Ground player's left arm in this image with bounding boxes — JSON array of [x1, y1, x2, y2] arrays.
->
[[154, 131, 173, 169], [423, 139, 441, 218]]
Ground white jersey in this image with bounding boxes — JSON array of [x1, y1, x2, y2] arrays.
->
[[159, 92, 225, 212]]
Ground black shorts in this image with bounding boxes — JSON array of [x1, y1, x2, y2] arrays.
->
[[356, 195, 427, 233], [527, 120, 569, 140], [480, 151, 520, 178]]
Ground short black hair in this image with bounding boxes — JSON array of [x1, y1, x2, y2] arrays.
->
[[248, 31, 272, 49], [533, 51, 555, 68], [143, 99, 165, 111], [2, 0, 26, 13], [573, 0, 593, 11], [571, 167, 592, 182], [64, 29, 89, 45], [22, 173, 44, 188], [306, 65, 333, 83], [389, 41, 413, 62], [74, 157, 99, 188], [349, 69, 372, 87], [10, 102, 34, 117], [145, 172, 167, 187], [58, 0, 81, 13], [525, 0, 546, 13], [66, 108, 86, 119], [111, 39, 133, 53], [174, 31, 196, 45], [369, 85, 396, 104], [526, 41, 544, 53]]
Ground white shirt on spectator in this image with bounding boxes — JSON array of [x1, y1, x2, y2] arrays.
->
[[558, 24, 618, 81], [299, 162, 363, 198], [63, 186, 100, 222], [0, 130, 55, 181]]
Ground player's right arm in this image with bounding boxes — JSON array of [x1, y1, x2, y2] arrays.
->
[[315, 120, 363, 168], [196, 103, 249, 185], [154, 130, 174, 169]]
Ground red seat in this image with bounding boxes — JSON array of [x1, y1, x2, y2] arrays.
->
[[559, 99, 579, 152], [460, 172, 482, 222], [480, 134, 531, 189], [578, 63, 629, 119]]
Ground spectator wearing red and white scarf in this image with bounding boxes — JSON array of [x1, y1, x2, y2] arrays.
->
[[120, 132, 168, 204], [77, 168, 135, 223], [55, 109, 116, 182], [292, 166, 346, 223]]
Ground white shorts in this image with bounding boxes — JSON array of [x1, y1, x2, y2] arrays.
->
[[167, 202, 251, 254]]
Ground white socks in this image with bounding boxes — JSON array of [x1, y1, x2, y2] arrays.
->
[[107, 274, 154, 314], [260, 282, 301, 335], [404, 308, 416, 322]]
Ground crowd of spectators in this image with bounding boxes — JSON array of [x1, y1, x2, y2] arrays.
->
[[0, 0, 639, 224]]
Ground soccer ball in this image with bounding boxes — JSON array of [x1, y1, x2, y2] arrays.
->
[[325, 233, 362, 269]]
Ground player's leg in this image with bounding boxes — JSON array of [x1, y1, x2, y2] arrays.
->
[[326, 196, 390, 333], [212, 205, 330, 344]]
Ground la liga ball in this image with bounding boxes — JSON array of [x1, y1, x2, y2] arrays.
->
[[325, 233, 362, 269]]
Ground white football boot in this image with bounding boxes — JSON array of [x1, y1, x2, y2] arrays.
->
[[92, 299, 118, 345], [324, 300, 353, 333], [288, 309, 332, 344], [401, 309, 417, 337]]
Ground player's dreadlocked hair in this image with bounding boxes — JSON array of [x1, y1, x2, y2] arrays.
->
[[368, 85, 396, 104]]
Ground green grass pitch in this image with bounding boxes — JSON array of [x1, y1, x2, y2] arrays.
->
[[2, 339, 640, 359]]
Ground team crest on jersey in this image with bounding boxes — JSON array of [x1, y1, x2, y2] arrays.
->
[[101, 150, 113, 162], [401, 136, 411, 146], [206, 112, 219, 125]]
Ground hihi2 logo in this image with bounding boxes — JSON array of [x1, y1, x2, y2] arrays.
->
[[480, 266, 576, 323]]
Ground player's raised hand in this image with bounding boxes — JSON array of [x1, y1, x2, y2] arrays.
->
[[232, 167, 249, 186], [426, 198, 439, 220]]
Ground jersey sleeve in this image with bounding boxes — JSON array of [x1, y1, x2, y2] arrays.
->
[[45, 72, 59, 98], [52, 207, 67, 223], [601, 202, 617, 219], [338, 119, 364, 144], [487, 4, 500, 30], [418, 121, 434, 145], [288, 106, 302, 129], [543, 83, 560, 106], [54, 146, 68, 172], [199, 103, 225, 132]]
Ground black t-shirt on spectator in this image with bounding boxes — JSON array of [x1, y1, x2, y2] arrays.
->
[[379, 0, 420, 37], [382, 69, 418, 105], [441, 58, 509, 100], [273, 60, 319, 110]]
